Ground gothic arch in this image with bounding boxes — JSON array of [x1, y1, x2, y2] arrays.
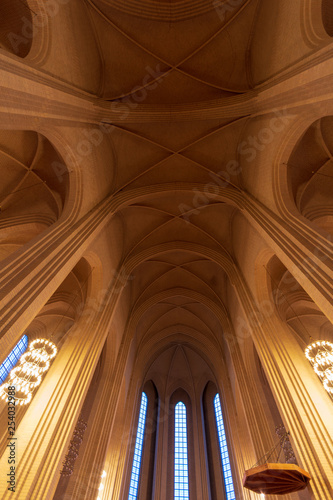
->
[[274, 113, 333, 237]]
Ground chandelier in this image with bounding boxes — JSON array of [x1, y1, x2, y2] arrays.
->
[[305, 340, 333, 394], [0, 338, 57, 405]]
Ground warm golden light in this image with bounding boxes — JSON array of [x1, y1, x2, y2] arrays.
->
[[305, 340, 333, 394], [96, 469, 107, 498], [0, 338, 57, 404]]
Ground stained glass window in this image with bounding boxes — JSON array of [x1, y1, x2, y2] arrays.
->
[[128, 392, 148, 500], [0, 335, 28, 384], [174, 401, 189, 499], [214, 394, 236, 500]]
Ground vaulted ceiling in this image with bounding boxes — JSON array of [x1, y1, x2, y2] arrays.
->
[[77, 0, 331, 380], [1, 0, 332, 382], [84, 0, 259, 369]]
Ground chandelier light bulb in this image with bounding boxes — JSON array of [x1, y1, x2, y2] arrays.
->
[[0, 338, 57, 406], [325, 367, 333, 381], [323, 379, 333, 394], [305, 340, 333, 395], [30, 339, 57, 359]]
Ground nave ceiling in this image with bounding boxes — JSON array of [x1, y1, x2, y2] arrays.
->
[[1, 0, 333, 377]]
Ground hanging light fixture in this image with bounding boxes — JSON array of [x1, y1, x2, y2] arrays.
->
[[0, 338, 57, 405], [305, 340, 333, 394], [243, 431, 311, 495]]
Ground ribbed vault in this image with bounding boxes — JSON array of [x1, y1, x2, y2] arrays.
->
[[81, 0, 333, 380], [2, 2, 333, 500], [87, 0, 257, 101]]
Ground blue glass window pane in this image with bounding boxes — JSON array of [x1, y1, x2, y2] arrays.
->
[[128, 392, 148, 500], [174, 402, 189, 500], [214, 394, 236, 500], [0, 335, 28, 384]]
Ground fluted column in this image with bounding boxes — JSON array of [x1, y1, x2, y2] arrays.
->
[[215, 370, 267, 500], [223, 318, 276, 462], [243, 194, 333, 324], [233, 270, 333, 500], [0, 192, 118, 361], [0, 260, 131, 499], [69, 322, 136, 499]]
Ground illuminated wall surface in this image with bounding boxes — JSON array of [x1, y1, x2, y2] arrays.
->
[[128, 392, 148, 500], [174, 401, 189, 500], [0, 335, 28, 384], [214, 394, 236, 500]]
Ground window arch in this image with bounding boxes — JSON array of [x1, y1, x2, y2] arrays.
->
[[0, 334, 28, 384], [203, 383, 238, 500], [174, 401, 189, 499], [167, 389, 195, 499], [128, 392, 148, 500], [214, 394, 236, 500]]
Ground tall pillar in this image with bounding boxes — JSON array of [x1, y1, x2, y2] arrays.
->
[[243, 194, 333, 323], [69, 326, 135, 499], [0, 194, 116, 361], [223, 320, 276, 462], [0, 278, 123, 499], [233, 270, 333, 500]]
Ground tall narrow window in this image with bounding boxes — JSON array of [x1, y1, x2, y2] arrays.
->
[[128, 392, 148, 500], [174, 402, 189, 499], [0, 335, 28, 384], [214, 394, 236, 500]]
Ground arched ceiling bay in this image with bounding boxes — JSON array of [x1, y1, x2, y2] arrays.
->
[[0, 130, 69, 262], [87, 0, 257, 101], [143, 345, 216, 398], [288, 116, 333, 228]]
